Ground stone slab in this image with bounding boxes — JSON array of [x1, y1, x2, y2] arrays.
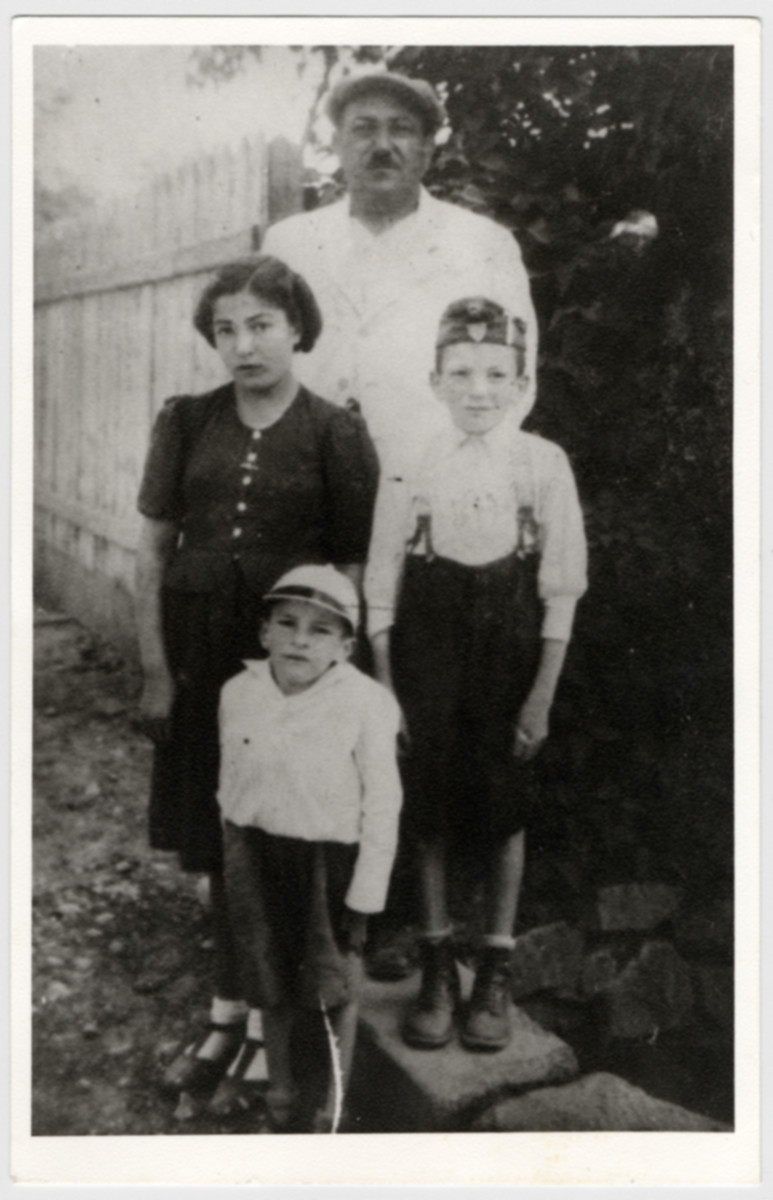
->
[[603, 940, 693, 1038], [510, 922, 585, 999], [597, 883, 682, 932], [357, 965, 578, 1130], [471, 1071, 731, 1132]]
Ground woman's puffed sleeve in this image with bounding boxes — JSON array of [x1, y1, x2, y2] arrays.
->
[[346, 683, 403, 914], [537, 444, 588, 641], [321, 407, 380, 564], [137, 396, 188, 522]]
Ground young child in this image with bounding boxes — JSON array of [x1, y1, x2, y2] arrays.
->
[[366, 297, 587, 1053], [214, 564, 402, 1131]]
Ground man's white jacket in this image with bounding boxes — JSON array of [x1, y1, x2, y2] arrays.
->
[[262, 188, 537, 474]]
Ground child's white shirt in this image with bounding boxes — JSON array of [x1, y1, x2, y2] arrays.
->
[[366, 415, 588, 641], [217, 661, 402, 913]]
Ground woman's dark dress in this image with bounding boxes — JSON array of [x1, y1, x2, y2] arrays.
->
[[137, 382, 379, 871]]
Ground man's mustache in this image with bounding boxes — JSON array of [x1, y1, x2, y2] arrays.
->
[[366, 150, 401, 169]]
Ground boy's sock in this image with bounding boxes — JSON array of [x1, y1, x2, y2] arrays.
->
[[481, 933, 516, 952], [194, 996, 248, 1060], [211, 996, 249, 1025], [421, 927, 453, 944], [247, 1007, 264, 1041]]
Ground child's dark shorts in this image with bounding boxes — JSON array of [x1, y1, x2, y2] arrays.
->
[[222, 822, 360, 1011], [391, 551, 542, 846]]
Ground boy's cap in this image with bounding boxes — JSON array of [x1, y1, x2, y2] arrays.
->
[[436, 297, 527, 352], [326, 70, 445, 135], [264, 565, 359, 632]]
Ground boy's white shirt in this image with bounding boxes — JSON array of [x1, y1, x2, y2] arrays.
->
[[217, 660, 402, 914], [365, 412, 588, 641]]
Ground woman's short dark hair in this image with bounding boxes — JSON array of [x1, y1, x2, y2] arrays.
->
[[193, 255, 323, 353]]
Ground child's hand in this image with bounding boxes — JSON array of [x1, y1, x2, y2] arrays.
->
[[513, 694, 550, 761], [340, 908, 369, 956]]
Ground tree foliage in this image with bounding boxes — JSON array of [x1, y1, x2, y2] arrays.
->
[[387, 46, 734, 901]]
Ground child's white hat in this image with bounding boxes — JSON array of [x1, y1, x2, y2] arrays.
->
[[264, 565, 359, 632]]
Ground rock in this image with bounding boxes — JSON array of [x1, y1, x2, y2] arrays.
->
[[46, 956, 65, 967], [356, 965, 578, 1131], [92, 696, 125, 718], [164, 973, 201, 1005], [83, 779, 102, 800], [471, 1072, 730, 1132], [55, 902, 81, 918], [691, 963, 733, 1028], [518, 995, 590, 1040], [114, 860, 133, 875], [82, 1023, 99, 1039], [95, 911, 115, 925], [174, 1092, 202, 1122], [104, 1029, 134, 1057], [46, 980, 73, 1003], [157, 1039, 182, 1062], [675, 899, 733, 956], [99, 881, 141, 902], [603, 940, 693, 1039], [581, 946, 620, 997], [510, 923, 585, 999], [597, 883, 682, 932], [133, 948, 185, 994], [108, 939, 126, 954]]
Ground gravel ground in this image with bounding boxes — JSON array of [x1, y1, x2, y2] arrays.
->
[[32, 613, 284, 1137]]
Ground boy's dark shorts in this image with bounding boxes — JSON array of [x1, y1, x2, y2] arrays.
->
[[222, 822, 361, 1010], [391, 552, 543, 846]]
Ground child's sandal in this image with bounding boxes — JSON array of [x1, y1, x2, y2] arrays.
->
[[208, 1037, 269, 1117], [159, 1020, 245, 1097]]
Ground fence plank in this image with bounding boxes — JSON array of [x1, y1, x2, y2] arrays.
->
[[34, 135, 303, 640]]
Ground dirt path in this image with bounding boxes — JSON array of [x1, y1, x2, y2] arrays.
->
[[32, 613, 270, 1136]]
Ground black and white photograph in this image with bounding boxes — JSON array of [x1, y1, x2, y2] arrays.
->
[[13, 13, 761, 1188]]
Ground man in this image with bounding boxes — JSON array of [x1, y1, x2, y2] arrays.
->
[[262, 69, 538, 476], [263, 69, 539, 980]]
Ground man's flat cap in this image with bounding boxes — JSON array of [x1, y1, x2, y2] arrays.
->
[[326, 70, 445, 135]]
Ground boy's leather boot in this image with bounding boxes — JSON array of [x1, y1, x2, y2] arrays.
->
[[461, 945, 513, 1051], [402, 938, 460, 1049]]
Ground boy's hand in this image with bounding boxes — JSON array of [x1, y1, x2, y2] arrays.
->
[[513, 693, 550, 761], [340, 908, 369, 956]]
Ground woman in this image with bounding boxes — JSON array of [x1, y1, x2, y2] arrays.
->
[[134, 256, 379, 1102]]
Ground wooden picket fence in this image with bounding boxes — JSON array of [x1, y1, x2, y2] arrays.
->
[[33, 135, 303, 645]]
